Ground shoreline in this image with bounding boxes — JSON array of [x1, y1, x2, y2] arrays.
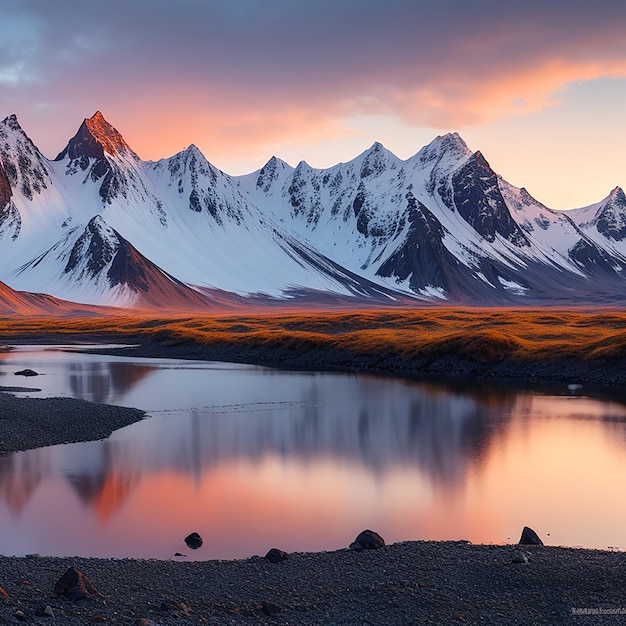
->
[[2, 307, 626, 392], [1, 318, 626, 623], [0, 392, 145, 455], [93, 339, 626, 394], [0, 541, 624, 624]]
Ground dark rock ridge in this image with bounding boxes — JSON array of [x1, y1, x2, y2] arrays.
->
[[61, 216, 228, 310], [55, 111, 135, 162], [0, 163, 11, 208], [0, 115, 50, 202], [452, 151, 528, 246], [593, 186, 626, 241], [55, 111, 144, 205], [377, 192, 477, 297]]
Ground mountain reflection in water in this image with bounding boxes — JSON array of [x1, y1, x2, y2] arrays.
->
[[0, 346, 626, 560]]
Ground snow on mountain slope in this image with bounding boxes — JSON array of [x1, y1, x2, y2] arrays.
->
[[1, 110, 625, 308], [237, 135, 545, 300], [565, 187, 626, 253], [237, 136, 481, 297], [238, 131, 626, 302], [1, 113, 381, 305]]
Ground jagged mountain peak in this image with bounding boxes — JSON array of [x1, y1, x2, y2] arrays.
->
[[584, 186, 626, 242], [172, 143, 210, 167], [425, 132, 471, 158], [260, 155, 293, 172], [607, 186, 626, 202], [414, 131, 472, 170], [1, 114, 23, 133], [84, 111, 134, 157], [366, 140, 386, 153], [0, 112, 52, 203], [184, 143, 203, 157], [357, 141, 397, 178], [357, 140, 394, 160], [55, 111, 137, 162], [254, 155, 292, 193], [0, 114, 38, 147]]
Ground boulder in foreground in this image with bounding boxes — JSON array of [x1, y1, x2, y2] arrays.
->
[[264, 548, 288, 563], [54, 566, 102, 602], [350, 529, 385, 551], [519, 526, 543, 546]]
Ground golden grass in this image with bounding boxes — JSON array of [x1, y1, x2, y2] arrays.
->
[[0, 307, 625, 367]]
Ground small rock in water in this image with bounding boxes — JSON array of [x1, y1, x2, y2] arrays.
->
[[54, 566, 102, 602], [264, 548, 288, 563], [518, 526, 544, 546], [350, 529, 385, 551], [184, 532, 203, 549], [14, 368, 39, 377], [14, 609, 27, 621], [567, 383, 582, 391]]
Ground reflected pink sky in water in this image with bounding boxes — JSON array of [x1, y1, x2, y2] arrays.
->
[[1, 346, 626, 559]]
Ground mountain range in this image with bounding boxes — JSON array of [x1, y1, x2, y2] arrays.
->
[[0, 111, 624, 313]]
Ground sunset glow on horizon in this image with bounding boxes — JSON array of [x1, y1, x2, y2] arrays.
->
[[0, 0, 625, 209]]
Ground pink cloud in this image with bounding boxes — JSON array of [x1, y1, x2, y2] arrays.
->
[[2, 0, 626, 168]]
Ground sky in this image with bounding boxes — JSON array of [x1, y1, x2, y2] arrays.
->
[[0, 0, 625, 209]]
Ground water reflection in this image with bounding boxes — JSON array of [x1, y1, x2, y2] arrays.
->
[[66, 361, 159, 404], [0, 346, 625, 559]]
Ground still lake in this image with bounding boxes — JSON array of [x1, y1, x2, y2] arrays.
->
[[1, 345, 625, 560]]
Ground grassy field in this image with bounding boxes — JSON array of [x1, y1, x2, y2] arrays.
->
[[0, 308, 625, 385]]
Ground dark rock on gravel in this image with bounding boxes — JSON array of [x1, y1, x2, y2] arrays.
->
[[260, 600, 281, 616], [54, 566, 102, 602], [350, 529, 385, 550], [184, 532, 203, 550], [0, 542, 625, 625], [511, 549, 529, 564], [264, 548, 288, 563], [35, 603, 54, 617], [519, 526, 544, 545], [159, 600, 191, 616]]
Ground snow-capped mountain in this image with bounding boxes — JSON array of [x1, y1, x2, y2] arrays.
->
[[0, 110, 625, 310], [239, 132, 626, 303]]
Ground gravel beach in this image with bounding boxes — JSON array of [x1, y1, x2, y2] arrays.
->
[[0, 541, 625, 625], [0, 330, 625, 624], [0, 391, 145, 455]]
